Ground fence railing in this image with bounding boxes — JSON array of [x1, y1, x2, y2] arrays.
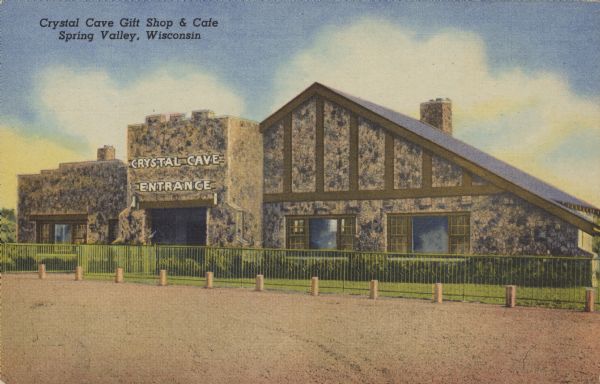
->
[[1, 243, 598, 309]]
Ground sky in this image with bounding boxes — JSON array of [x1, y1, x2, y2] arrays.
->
[[0, 1, 599, 209]]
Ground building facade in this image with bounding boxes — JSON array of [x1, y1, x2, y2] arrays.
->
[[16, 83, 599, 256]]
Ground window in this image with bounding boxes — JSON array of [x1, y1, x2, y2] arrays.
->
[[36, 221, 87, 244], [412, 216, 448, 253], [39, 223, 52, 244], [309, 218, 337, 249], [286, 216, 356, 250], [388, 216, 409, 253], [388, 213, 470, 254], [54, 224, 74, 244]]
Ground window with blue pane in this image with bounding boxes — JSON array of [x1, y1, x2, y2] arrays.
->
[[286, 216, 355, 250], [411, 216, 448, 253]]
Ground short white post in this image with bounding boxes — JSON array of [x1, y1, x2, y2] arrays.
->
[[205, 271, 214, 289], [370, 280, 378, 300], [505, 285, 516, 308], [115, 267, 124, 283], [311, 276, 319, 296], [75, 266, 83, 281], [38, 264, 46, 279], [159, 269, 167, 286], [255, 274, 264, 292], [433, 283, 443, 304]]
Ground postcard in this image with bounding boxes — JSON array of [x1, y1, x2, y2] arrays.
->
[[1, 2, 599, 383]]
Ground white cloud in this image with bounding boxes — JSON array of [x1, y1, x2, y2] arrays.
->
[[34, 65, 246, 160], [0, 66, 245, 209], [272, 18, 600, 206]]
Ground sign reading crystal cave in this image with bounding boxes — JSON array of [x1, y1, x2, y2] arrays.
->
[[137, 180, 213, 192], [130, 154, 225, 168]]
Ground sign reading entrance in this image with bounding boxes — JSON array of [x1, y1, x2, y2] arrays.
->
[[138, 180, 212, 192], [130, 154, 224, 168]]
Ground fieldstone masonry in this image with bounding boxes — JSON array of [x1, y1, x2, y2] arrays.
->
[[262, 193, 589, 256], [16, 86, 596, 257], [17, 154, 127, 243], [261, 95, 595, 256], [123, 111, 262, 247]]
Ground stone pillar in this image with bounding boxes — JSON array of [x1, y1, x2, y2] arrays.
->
[[38, 264, 46, 279], [311, 277, 319, 296], [75, 266, 83, 281], [115, 267, 124, 283], [256, 274, 264, 292], [585, 288, 595, 312], [205, 271, 214, 289], [505, 285, 516, 308], [159, 269, 167, 286], [433, 283, 443, 303], [370, 280, 379, 300]]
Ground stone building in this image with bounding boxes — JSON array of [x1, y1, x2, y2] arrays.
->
[[119, 110, 262, 246], [16, 82, 599, 256], [260, 83, 598, 256], [17, 146, 127, 244]]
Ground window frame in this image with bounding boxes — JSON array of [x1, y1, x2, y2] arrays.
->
[[387, 212, 470, 254], [285, 215, 356, 250], [36, 220, 88, 244]]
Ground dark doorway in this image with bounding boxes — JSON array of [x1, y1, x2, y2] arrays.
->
[[150, 207, 207, 245]]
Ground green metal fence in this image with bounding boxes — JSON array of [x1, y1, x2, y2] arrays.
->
[[1, 243, 598, 310]]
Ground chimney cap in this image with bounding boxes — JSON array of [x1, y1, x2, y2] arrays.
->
[[425, 98, 451, 103]]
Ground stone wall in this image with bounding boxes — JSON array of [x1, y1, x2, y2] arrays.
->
[[262, 192, 590, 256], [432, 155, 462, 187], [125, 111, 262, 247], [394, 137, 422, 189], [291, 98, 316, 193], [324, 100, 350, 191], [263, 121, 284, 194], [358, 117, 386, 190], [225, 117, 263, 246], [17, 160, 127, 243]]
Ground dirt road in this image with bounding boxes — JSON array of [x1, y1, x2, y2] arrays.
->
[[2, 274, 599, 383]]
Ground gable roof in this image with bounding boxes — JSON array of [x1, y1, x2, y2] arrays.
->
[[260, 82, 599, 234]]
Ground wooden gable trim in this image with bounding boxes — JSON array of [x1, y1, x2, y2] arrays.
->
[[265, 184, 501, 203], [260, 84, 320, 132], [384, 131, 394, 191], [260, 83, 596, 234]]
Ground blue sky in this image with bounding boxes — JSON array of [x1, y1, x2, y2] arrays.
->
[[1, 1, 599, 208]]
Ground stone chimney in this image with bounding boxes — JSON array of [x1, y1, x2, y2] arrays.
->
[[420, 98, 452, 135], [97, 145, 116, 161], [192, 110, 216, 121]]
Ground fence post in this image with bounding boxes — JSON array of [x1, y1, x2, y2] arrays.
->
[[311, 276, 319, 296], [505, 285, 516, 308], [115, 267, 124, 283], [205, 271, 213, 289], [433, 283, 443, 303], [585, 288, 595, 312], [370, 280, 378, 300], [256, 274, 264, 292], [159, 269, 167, 286], [38, 263, 46, 279], [75, 266, 83, 281]]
